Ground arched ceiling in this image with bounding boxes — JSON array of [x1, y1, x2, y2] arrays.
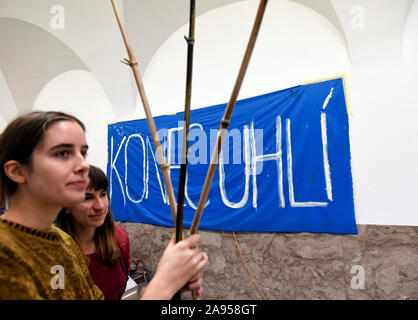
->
[[124, 0, 350, 74], [0, 18, 88, 115], [0, 0, 415, 120]]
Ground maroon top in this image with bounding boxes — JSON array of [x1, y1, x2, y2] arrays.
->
[[87, 225, 131, 300]]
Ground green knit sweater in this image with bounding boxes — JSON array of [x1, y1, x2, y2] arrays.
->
[[0, 218, 104, 300]]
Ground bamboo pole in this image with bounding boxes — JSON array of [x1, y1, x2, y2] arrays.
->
[[173, 0, 197, 301], [110, 0, 177, 224], [176, 0, 195, 243], [190, 0, 268, 235]]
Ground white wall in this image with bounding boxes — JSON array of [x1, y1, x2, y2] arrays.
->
[[142, 0, 418, 226], [0, 69, 18, 126], [142, 0, 351, 115], [0, 0, 133, 118], [33, 70, 115, 172], [403, 0, 418, 68], [0, 115, 6, 134]]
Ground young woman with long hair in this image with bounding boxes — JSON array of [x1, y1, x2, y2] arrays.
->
[[57, 165, 206, 300], [0, 111, 207, 299], [56, 165, 130, 299]]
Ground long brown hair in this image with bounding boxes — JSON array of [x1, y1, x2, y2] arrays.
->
[[56, 165, 121, 264], [0, 111, 85, 209]]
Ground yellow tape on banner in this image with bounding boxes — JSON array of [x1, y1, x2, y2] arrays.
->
[[301, 74, 353, 116], [341, 74, 353, 116]]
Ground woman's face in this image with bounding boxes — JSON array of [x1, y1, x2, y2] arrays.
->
[[70, 185, 109, 229], [24, 120, 89, 208]]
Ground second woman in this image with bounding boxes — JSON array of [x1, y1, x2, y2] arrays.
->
[[56, 165, 206, 300]]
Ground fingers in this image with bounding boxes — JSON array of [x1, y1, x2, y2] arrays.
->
[[184, 248, 207, 275], [188, 239, 208, 272], [187, 274, 203, 290], [194, 252, 208, 271], [181, 233, 201, 248], [188, 271, 200, 284], [172, 233, 199, 252], [168, 230, 176, 245], [183, 270, 204, 300], [186, 272, 204, 299], [160, 232, 207, 296]]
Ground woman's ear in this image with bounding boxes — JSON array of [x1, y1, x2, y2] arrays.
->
[[3, 160, 27, 184]]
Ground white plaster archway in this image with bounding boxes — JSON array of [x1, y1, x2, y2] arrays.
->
[[33, 70, 116, 171], [140, 0, 351, 118]]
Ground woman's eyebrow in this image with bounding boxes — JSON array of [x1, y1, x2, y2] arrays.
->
[[48, 143, 89, 151], [48, 143, 74, 151]]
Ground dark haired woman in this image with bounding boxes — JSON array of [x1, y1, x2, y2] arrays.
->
[[56, 165, 132, 300], [57, 165, 206, 300], [0, 111, 207, 300]]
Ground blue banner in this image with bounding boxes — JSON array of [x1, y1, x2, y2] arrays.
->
[[107, 77, 357, 234]]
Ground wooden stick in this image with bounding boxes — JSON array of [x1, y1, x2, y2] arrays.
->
[[110, 0, 177, 224], [176, 0, 195, 244], [190, 0, 268, 235], [173, 0, 197, 301]]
